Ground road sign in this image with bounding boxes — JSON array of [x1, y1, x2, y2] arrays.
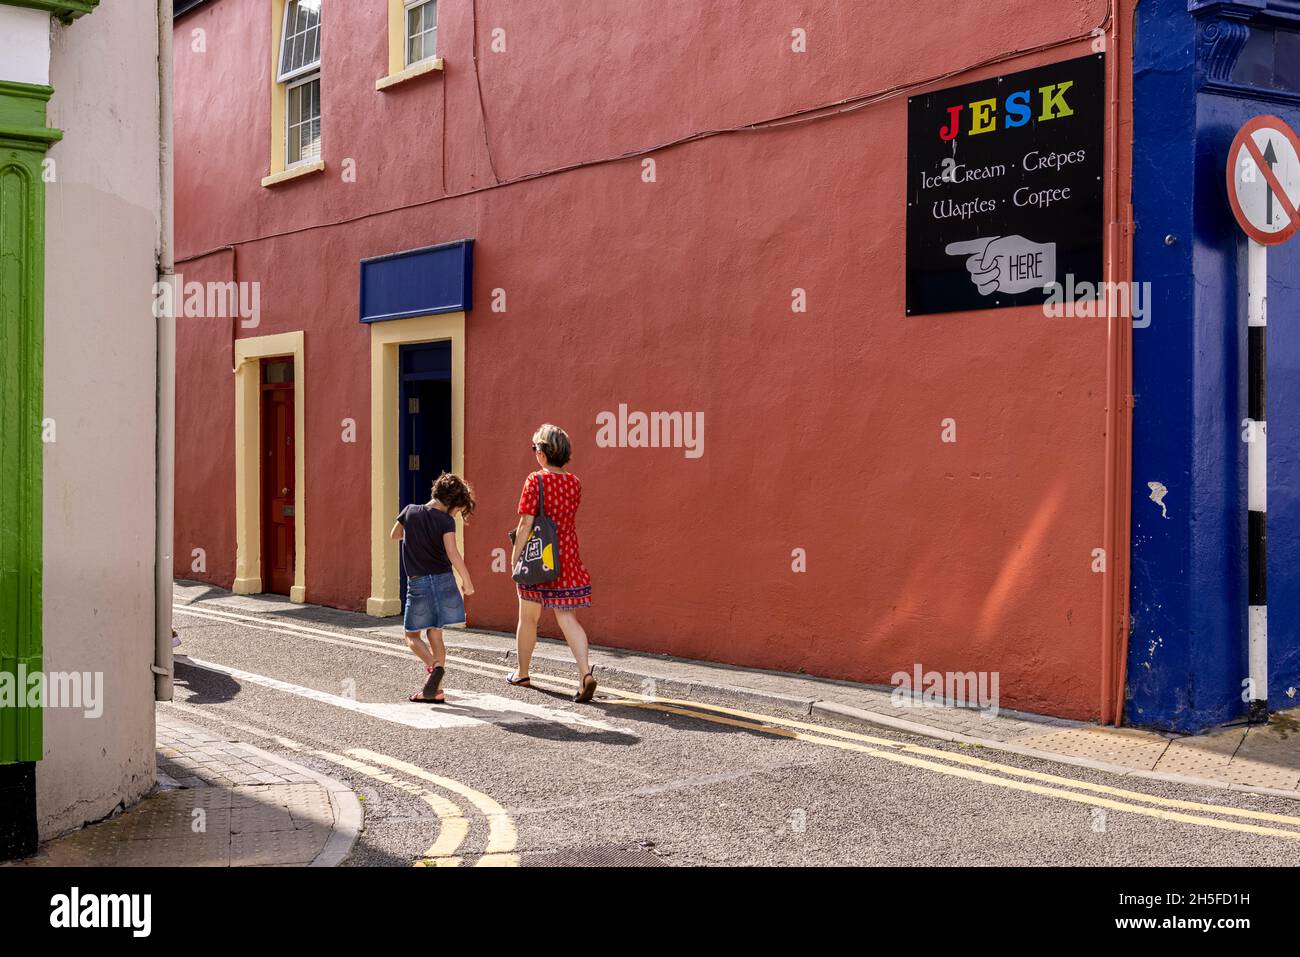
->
[[1227, 115, 1300, 246], [1225, 116, 1299, 723]]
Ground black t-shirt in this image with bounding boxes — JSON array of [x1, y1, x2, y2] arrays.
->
[[397, 504, 457, 578]]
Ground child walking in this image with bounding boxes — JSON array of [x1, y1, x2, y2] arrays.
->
[[390, 473, 476, 704]]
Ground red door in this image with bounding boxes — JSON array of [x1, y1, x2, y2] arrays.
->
[[260, 359, 295, 595]]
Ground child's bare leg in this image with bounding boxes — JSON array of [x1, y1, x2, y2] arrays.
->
[[403, 630, 437, 669], [424, 628, 446, 699], [426, 627, 446, 670]]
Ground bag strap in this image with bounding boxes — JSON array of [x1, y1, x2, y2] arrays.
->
[[536, 471, 547, 519]]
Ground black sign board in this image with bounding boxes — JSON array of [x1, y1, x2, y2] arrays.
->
[[906, 54, 1105, 315]]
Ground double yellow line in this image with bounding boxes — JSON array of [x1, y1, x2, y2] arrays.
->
[[169, 604, 1300, 844], [510, 670, 1300, 843], [346, 749, 519, 867], [162, 701, 520, 867]]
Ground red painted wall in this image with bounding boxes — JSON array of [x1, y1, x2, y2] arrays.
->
[[173, 0, 1132, 719]]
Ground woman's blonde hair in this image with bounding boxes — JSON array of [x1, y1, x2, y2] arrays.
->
[[532, 423, 572, 467]]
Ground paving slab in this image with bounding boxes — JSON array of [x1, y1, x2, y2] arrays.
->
[[5, 714, 361, 868]]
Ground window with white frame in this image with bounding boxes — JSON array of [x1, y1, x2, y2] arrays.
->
[[279, 0, 322, 166], [405, 0, 437, 67], [285, 75, 321, 165]]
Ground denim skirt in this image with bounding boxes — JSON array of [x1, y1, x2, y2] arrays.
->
[[403, 572, 466, 631]]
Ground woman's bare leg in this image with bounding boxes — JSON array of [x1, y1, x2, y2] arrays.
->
[[554, 610, 590, 679], [515, 597, 542, 677]]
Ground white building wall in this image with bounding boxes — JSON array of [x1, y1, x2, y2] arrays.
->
[[39, 1, 161, 838]]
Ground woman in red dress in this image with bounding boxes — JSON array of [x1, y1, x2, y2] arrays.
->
[[507, 424, 597, 702]]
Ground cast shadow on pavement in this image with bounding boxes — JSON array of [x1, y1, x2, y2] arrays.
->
[[490, 720, 640, 746], [173, 659, 241, 705], [505, 683, 768, 739], [586, 699, 774, 739]]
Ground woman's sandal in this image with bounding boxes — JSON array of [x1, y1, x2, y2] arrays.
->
[[573, 667, 597, 703], [506, 670, 532, 688], [409, 664, 446, 704]]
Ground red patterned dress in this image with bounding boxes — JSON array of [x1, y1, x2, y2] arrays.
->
[[516, 470, 592, 609]]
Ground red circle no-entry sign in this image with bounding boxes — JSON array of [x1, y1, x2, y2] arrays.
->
[[1227, 115, 1300, 246]]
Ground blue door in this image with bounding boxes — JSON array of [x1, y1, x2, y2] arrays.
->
[[398, 341, 453, 607]]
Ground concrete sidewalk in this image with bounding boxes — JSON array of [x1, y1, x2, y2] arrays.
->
[[175, 581, 1300, 802], [8, 714, 361, 867]]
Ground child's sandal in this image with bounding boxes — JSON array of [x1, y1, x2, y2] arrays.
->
[[409, 665, 445, 704]]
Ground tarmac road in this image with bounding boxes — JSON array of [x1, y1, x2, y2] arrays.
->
[[164, 591, 1300, 868]]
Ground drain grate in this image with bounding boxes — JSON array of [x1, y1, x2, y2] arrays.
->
[[523, 844, 670, 868]]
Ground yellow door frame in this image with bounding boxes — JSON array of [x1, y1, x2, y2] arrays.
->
[[367, 312, 465, 617], [233, 331, 307, 602]]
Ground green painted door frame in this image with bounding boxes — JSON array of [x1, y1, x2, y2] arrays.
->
[[0, 79, 60, 765]]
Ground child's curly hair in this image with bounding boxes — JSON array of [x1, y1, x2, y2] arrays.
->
[[431, 472, 476, 520]]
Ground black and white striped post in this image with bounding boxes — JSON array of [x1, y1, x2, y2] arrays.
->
[[1227, 115, 1300, 724], [1247, 239, 1268, 724]]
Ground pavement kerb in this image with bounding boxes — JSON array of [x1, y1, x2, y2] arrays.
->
[[186, 597, 1300, 807], [240, 741, 364, 867], [806, 701, 1300, 801], [160, 712, 363, 868], [438, 637, 1300, 805]]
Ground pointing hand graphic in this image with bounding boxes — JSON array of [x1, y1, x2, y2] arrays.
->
[[944, 235, 1057, 296]]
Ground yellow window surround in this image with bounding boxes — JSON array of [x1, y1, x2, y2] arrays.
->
[[377, 0, 443, 91], [265, 0, 326, 187]]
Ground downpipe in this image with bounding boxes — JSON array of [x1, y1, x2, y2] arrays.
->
[[1100, 0, 1136, 726], [153, 0, 175, 701]]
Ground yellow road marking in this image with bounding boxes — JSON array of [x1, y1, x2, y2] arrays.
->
[[348, 748, 520, 867], [494, 667, 1300, 831], [307, 750, 470, 867], [170, 610, 1300, 837], [160, 702, 513, 867], [583, 692, 1300, 829], [605, 701, 1300, 842]]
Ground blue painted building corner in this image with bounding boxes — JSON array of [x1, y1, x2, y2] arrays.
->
[[1129, 0, 1300, 730]]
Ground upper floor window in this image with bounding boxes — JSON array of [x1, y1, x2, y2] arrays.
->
[[279, 0, 321, 167], [286, 75, 321, 165], [278, 0, 322, 82], [405, 0, 437, 67]]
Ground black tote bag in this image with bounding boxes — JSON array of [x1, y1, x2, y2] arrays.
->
[[509, 473, 562, 586]]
